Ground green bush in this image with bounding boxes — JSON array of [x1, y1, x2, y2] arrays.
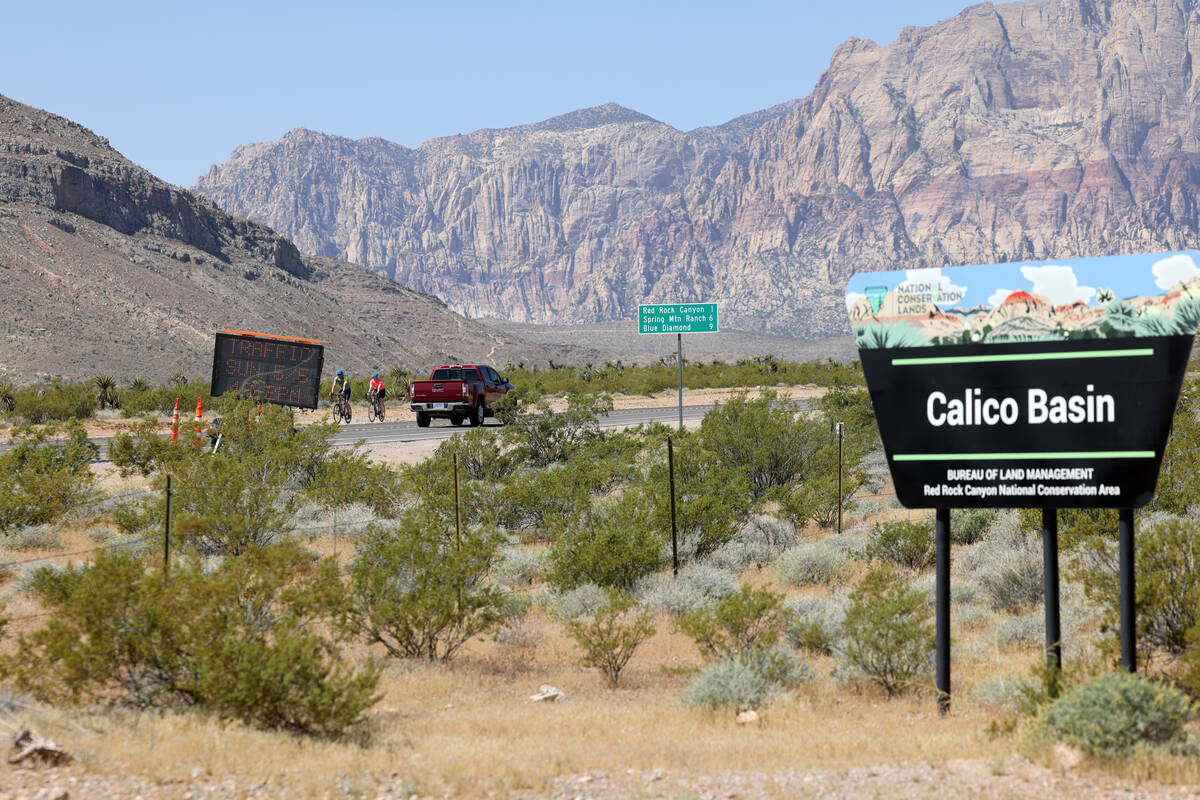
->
[[952, 508, 997, 546], [678, 584, 785, 661], [0, 422, 97, 533], [838, 567, 933, 697], [784, 596, 846, 655], [4, 546, 379, 735], [348, 511, 507, 661], [864, 518, 935, 571], [564, 590, 656, 688], [1038, 672, 1195, 758], [503, 393, 613, 467], [10, 381, 95, 423], [775, 539, 850, 586], [546, 492, 662, 590], [1071, 513, 1198, 663]]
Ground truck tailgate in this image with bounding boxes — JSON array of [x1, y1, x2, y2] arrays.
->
[[410, 380, 467, 402]]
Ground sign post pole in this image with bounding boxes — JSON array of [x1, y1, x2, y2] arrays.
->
[[935, 508, 951, 715], [677, 333, 683, 431], [668, 436, 678, 578], [1042, 509, 1062, 692], [1119, 508, 1136, 672]]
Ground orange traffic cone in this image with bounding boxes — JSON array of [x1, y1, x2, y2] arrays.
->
[[192, 397, 203, 448], [169, 398, 180, 442]]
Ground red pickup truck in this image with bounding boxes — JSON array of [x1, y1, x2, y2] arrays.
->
[[408, 364, 513, 427]]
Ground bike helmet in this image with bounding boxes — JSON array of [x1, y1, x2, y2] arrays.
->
[[336, 369, 344, 376], [372, 372, 379, 378]]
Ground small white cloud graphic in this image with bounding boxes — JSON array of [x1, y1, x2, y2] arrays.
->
[[1020, 265, 1095, 305], [846, 292, 866, 310], [989, 288, 1015, 306], [899, 268, 968, 306], [1151, 253, 1200, 290]]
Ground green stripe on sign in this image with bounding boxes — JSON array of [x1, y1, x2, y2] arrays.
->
[[893, 451, 1156, 462], [892, 348, 1154, 366]]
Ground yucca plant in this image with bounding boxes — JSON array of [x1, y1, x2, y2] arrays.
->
[[93, 375, 117, 410], [0, 380, 14, 413], [127, 377, 151, 393]]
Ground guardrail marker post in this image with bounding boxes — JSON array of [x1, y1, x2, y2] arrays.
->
[[1119, 507, 1136, 672], [1042, 508, 1061, 695], [836, 422, 844, 535], [454, 453, 463, 610], [668, 436, 678, 578], [677, 333, 683, 431], [935, 507, 951, 715], [164, 474, 172, 581]]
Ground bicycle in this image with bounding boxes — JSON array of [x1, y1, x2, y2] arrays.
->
[[368, 393, 385, 422], [331, 395, 352, 424]]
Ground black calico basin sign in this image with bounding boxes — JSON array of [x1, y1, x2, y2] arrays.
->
[[846, 251, 1200, 509]]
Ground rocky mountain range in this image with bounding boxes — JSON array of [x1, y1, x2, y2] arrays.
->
[[194, 0, 1200, 337], [0, 94, 566, 383]]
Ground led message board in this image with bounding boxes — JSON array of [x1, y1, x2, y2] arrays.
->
[[846, 252, 1200, 508], [210, 330, 324, 410]]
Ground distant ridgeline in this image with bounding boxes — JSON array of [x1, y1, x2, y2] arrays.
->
[[846, 251, 1200, 509]]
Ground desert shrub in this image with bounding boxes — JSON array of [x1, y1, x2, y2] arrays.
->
[[546, 492, 662, 590], [952, 579, 982, 607], [4, 546, 379, 735], [1153, 376, 1200, 513], [952, 508, 997, 546], [434, 427, 516, 482], [695, 391, 830, 500], [491, 592, 541, 663], [348, 511, 507, 662], [838, 567, 933, 697], [503, 393, 613, 467], [10, 381, 95, 423], [681, 646, 810, 712], [706, 516, 794, 571], [1037, 672, 1195, 758], [774, 539, 850, 586], [85, 525, 115, 543], [640, 434, 754, 562], [4, 524, 63, 552], [1070, 513, 1199, 664], [864, 518, 935, 571], [564, 590, 656, 688], [493, 547, 546, 587], [784, 596, 847, 655], [971, 674, 1036, 713], [541, 583, 609, 622], [678, 584, 785, 661], [994, 612, 1044, 649], [966, 526, 1044, 612], [634, 566, 738, 619], [0, 421, 97, 533]]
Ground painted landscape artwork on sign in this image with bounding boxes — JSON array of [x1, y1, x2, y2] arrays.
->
[[846, 251, 1200, 348]]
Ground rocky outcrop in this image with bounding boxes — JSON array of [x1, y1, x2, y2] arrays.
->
[[0, 95, 565, 383], [195, 0, 1200, 336]]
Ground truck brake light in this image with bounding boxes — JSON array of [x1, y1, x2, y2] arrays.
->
[[461, 383, 467, 397]]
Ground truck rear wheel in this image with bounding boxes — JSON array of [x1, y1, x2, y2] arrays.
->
[[416, 410, 430, 428], [470, 402, 485, 427]]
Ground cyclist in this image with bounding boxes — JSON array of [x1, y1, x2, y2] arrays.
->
[[330, 369, 351, 416], [368, 372, 386, 417]]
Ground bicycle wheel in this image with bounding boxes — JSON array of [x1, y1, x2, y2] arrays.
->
[[368, 401, 378, 423], [377, 401, 385, 421], [342, 403, 352, 423]]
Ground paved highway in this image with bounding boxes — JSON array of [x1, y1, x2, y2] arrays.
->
[[5, 399, 811, 459]]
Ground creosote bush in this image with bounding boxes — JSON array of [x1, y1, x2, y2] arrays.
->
[[0, 421, 97, 533], [564, 590, 656, 688], [3, 546, 380, 735], [678, 583, 785, 661], [838, 567, 933, 697], [864, 518, 935, 571], [349, 512, 507, 661], [1036, 672, 1195, 758]]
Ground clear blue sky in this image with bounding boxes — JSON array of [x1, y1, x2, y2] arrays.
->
[[5, 0, 971, 188]]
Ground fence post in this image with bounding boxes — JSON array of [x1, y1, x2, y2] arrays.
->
[[668, 436, 678, 577], [164, 474, 172, 581]]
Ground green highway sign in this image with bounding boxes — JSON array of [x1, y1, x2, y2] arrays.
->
[[638, 303, 719, 334]]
